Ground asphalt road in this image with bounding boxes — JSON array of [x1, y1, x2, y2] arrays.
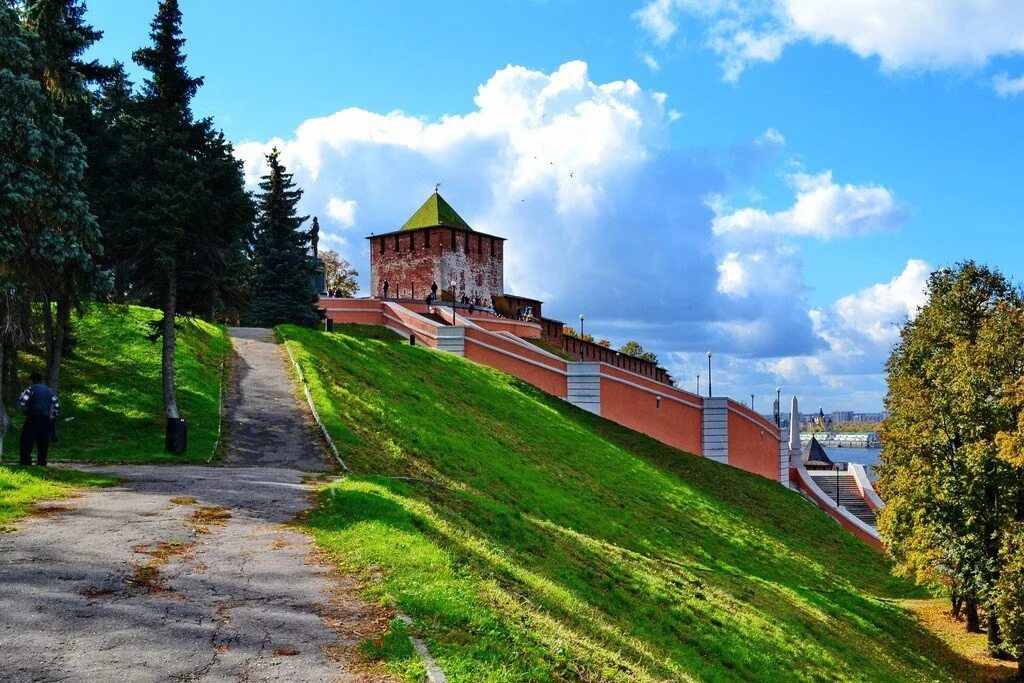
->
[[0, 328, 390, 682]]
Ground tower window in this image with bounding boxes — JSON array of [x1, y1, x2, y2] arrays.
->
[[451, 229, 457, 250], [424, 230, 430, 248]]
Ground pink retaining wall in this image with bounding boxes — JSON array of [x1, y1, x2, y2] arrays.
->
[[598, 364, 704, 455], [726, 402, 782, 481], [319, 298, 782, 482]]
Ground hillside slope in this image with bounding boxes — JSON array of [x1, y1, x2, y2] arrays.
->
[[4, 304, 228, 464], [281, 324, 964, 682]]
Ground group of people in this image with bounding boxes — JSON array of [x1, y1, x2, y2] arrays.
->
[[17, 373, 60, 466]]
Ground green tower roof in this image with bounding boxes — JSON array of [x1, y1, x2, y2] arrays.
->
[[399, 191, 473, 232]]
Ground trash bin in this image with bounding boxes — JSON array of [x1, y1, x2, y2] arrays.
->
[[325, 318, 335, 333], [165, 417, 187, 454], [409, 333, 416, 346]]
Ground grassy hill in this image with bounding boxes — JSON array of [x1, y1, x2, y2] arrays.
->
[[280, 324, 968, 682], [3, 304, 229, 465]]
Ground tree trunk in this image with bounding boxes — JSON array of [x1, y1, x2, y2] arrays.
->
[[987, 610, 1003, 657], [966, 596, 981, 633], [42, 295, 55, 375], [162, 273, 179, 420], [950, 582, 963, 620], [0, 343, 7, 464], [46, 295, 69, 392]]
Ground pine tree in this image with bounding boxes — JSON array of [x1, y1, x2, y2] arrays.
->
[[0, 2, 96, 428], [21, 0, 109, 389], [245, 148, 319, 328]]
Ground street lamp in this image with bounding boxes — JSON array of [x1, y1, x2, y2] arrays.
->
[[775, 386, 781, 427], [706, 351, 712, 397], [751, 393, 755, 411], [696, 373, 700, 395], [836, 462, 842, 509]]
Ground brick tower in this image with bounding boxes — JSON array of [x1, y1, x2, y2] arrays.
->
[[366, 190, 505, 302]]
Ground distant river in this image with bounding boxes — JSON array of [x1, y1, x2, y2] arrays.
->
[[823, 446, 882, 480]]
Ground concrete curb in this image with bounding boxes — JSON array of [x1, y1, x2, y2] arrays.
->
[[279, 330, 448, 683], [209, 355, 227, 463], [398, 614, 448, 683], [280, 337, 349, 473]]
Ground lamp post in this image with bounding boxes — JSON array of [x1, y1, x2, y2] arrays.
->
[[706, 351, 712, 397], [836, 462, 842, 509], [775, 386, 781, 427], [696, 373, 700, 395], [750, 393, 755, 411]]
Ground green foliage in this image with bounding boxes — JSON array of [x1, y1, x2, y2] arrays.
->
[[878, 261, 1024, 651], [244, 148, 318, 327], [995, 524, 1024, 667], [3, 305, 229, 463], [283, 323, 964, 682], [619, 340, 658, 364]]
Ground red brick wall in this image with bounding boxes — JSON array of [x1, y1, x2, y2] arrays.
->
[[726, 402, 782, 481], [369, 228, 504, 303], [598, 365, 703, 454]]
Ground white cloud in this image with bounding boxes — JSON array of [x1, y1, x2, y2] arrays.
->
[[326, 197, 357, 227], [641, 52, 661, 71], [636, 0, 1024, 84], [831, 258, 930, 345], [633, 0, 678, 45], [236, 59, 919, 410], [712, 170, 908, 239], [993, 71, 1024, 97], [760, 127, 785, 146]]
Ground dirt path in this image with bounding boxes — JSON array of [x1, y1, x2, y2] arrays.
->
[[0, 329, 390, 682]]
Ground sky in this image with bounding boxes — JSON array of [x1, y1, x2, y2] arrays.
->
[[83, 0, 1024, 412]]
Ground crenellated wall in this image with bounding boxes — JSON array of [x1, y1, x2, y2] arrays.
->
[[320, 298, 784, 484], [368, 227, 504, 303]]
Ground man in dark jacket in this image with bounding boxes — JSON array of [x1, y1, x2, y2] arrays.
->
[[18, 373, 60, 466]]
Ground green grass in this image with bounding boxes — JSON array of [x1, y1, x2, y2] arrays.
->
[[4, 304, 229, 464], [281, 324, 970, 682], [0, 465, 117, 526], [524, 336, 575, 361]]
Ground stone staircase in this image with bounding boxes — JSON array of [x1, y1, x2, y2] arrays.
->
[[808, 471, 877, 527]]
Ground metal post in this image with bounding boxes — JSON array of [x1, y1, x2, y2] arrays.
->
[[696, 374, 700, 395], [836, 464, 841, 508], [707, 351, 712, 397]]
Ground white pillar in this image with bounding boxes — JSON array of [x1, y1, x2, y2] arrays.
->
[[702, 397, 729, 465]]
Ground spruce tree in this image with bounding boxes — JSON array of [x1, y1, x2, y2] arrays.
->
[[22, 0, 110, 390], [0, 2, 96, 426], [245, 148, 319, 328]]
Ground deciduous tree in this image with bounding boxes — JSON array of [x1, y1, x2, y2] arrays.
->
[[320, 247, 359, 297], [878, 262, 1024, 655], [620, 340, 658, 364]]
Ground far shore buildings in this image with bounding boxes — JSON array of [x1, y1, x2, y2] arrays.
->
[[366, 190, 673, 385]]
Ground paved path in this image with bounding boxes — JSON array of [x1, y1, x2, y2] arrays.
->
[[0, 329, 388, 682], [224, 327, 333, 471]]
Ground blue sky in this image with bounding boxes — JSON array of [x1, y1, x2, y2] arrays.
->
[[85, 0, 1024, 411]]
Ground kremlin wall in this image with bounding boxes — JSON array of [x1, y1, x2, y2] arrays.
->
[[322, 191, 883, 547]]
